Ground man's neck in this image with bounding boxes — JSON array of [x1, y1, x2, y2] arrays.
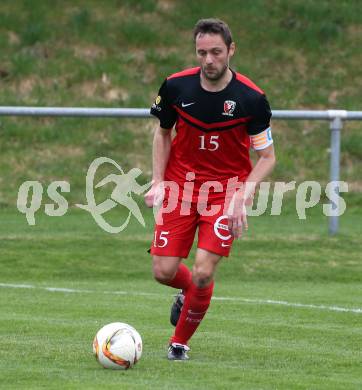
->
[[200, 68, 233, 92]]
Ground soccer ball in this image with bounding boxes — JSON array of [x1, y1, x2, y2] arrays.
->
[[93, 322, 142, 370]]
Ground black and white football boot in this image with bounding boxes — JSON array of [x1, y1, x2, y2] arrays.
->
[[167, 343, 190, 361], [170, 291, 185, 326]]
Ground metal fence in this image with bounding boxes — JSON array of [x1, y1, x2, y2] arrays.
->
[[1, 106, 361, 235]]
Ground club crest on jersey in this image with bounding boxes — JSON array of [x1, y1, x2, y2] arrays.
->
[[222, 100, 236, 117]]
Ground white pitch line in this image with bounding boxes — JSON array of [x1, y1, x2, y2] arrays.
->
[[0, 282, 361, 314], [0, 283, 34, 289], [212, 296, 362, 313]]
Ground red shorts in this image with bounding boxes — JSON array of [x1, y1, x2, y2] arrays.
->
[[150, 194, 234, 258]]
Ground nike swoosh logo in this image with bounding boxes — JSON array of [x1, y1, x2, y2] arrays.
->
[[181, 102, 195, 107], [221, 242, 230, 247]]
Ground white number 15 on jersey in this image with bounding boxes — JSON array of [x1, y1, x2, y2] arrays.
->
[[199, 135, 219, 151]]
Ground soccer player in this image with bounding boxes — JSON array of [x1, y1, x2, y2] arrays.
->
[[144, 18, 276, 360]]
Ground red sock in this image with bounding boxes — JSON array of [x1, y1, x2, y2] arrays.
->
[[165, 263, 192, 290], [170, 280, 214, 345]]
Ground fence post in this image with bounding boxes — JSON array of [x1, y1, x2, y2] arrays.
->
[[328, 115, 343, 235]]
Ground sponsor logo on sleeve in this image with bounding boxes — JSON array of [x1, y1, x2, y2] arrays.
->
[[152, 95, 162, 111]]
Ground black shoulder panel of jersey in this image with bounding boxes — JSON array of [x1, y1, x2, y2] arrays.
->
[[150, 67, 200, 129], [234, 72, 272, 135]]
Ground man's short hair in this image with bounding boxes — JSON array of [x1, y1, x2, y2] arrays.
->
[[193, 18, 233, 48]]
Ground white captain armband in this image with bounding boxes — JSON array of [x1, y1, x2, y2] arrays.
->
[[250, 127, 273, 150]]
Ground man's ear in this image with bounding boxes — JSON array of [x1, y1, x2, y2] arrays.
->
[[228, 42, 236, 57]]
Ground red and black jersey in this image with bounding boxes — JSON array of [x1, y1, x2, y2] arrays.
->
[[150, 66, 272, 193]]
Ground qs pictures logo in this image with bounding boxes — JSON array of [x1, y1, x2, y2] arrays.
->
[[17, 157, 152, 233]]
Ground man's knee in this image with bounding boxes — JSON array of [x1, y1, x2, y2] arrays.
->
[[153, 267, 175, 284], [192, 265, 213, 288], [152, 256, 178, 284], [192, 249, 221, 288]]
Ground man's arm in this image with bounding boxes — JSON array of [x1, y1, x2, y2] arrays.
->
[[144, 125, 172, 207], [228, 144, 276, 238]]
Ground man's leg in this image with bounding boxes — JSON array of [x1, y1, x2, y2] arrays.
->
[[149, 199, 200, 359], [170, 248, 221, 346], [152, 255, 192, 290], [152, 255, 194, 360]]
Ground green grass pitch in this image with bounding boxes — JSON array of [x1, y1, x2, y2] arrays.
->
[[0, 205, 361, 389]]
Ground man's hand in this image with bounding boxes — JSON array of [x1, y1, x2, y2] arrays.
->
[[144, 180, 164, 208], [227, 190, 252, 239], [226, 145, 275, 238]]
